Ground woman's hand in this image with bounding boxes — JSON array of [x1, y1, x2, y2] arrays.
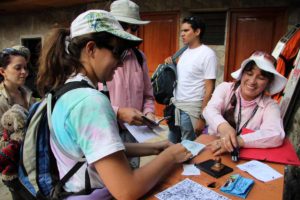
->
[[164, 143, 193, 163], [117, 107, 144, 125], [124, 140, 173, 157], [207, 139, 228, 156], [153, 140, 173, 155], [218, 122, 238, 152], [207, 136, 245, 156]]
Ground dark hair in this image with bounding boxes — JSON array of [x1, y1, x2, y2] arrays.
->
[[234, 61, 275, 88], [37, 28, 130, 96], [182, 16, 206, 40], [0, 48, 27, 82]]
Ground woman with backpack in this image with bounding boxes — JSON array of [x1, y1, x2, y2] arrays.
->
[[37, 10, 192, 200]]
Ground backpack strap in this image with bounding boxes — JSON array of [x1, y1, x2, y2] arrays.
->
[[171, 46, 188, 64], [47, 80, 94, 162], [53, 80, 92, 100], [132, 47, 144, 68], [46, 81, 95, 197]]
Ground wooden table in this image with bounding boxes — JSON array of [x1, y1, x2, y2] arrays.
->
[[143, 134, 285, 200]]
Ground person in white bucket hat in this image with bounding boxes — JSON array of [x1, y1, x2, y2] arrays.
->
[[99, 0, 155, 169], [36, 9, 192, 199], [203, 51, 287, 157], [110, 0, 150, 25]]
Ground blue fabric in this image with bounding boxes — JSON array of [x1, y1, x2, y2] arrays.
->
[[168, 110, 196, 143], [37, 112, 53, 196], [220, 174, 254, 199]]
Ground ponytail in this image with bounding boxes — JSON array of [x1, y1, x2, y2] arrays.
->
[[37, 28, 84, 96], [37, 29, 130, 96]]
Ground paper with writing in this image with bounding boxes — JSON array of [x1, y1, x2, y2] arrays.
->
[[237, 160, 283, 182], [155, 178, 229, 200]]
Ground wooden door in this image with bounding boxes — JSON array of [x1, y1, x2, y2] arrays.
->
[[139, 11, 179, 117], [225, 8, 287, 81]]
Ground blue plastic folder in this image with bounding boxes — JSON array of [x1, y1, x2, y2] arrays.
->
[[220, 174, 254, 199]]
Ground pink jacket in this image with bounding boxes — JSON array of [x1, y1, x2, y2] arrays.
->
[[203, 82, 285, 148], [99, 49, 155, 116]]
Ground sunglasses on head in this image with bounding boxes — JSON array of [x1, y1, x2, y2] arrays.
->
[[1, 48, 27, 58], [2, 48, 19, 54], [185, 16, 195, 21], [120, 22, 140, 32], [252, 51, 276, 65]]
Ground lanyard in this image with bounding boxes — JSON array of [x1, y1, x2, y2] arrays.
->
[[236, 95, 259, 135]]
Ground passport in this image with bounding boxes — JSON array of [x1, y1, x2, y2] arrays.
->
[[220, 174, 254, 199]]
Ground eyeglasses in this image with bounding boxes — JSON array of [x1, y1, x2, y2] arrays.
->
[[103, 45, 128, 61], [252, 51, 276, 65], [120, 22, 140, 32]]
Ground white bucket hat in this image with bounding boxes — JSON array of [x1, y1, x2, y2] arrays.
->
[[231, 51, 287, 95], [70, 9, 142, 44], [110, 0, 150, 25]]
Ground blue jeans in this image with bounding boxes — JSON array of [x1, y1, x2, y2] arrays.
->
[[168, 110, 196, 143]]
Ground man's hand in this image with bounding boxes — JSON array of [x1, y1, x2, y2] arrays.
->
[[145, 112, 156, 121], [194, 119, 205, 136], [164, 56, 172, 64], [117, 107, 144, 126]]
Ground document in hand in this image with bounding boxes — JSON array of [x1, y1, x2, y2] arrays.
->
[[181, 140, 205, 157], [124, 123, 160, 142]]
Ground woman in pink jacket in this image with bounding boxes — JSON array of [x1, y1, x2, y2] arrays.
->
[[203, 51, 287, 156]]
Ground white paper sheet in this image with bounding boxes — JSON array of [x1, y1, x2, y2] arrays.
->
[[181, 140, 206, 157], [155, 178, 229, 200], [124, 123, 159, 142], [237, 160, 283, 182], [182, 164, 201, 176]]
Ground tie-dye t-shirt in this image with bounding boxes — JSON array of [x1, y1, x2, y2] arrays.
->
[[50, 76, 125, 192]]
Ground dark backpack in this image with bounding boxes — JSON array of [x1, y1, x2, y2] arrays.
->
[[18, 80, 96, 200], [151, 46, 187, 105]]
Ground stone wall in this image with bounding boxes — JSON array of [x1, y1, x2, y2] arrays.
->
[[0, 0, 299, 85]]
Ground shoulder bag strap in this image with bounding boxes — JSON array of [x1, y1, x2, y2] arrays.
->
[[171, 45, 188, 64]]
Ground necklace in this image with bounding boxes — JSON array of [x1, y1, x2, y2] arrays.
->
[[236, 95, 259, 135]]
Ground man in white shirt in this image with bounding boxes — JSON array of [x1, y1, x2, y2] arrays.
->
[[165, 16, 218, 143]]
